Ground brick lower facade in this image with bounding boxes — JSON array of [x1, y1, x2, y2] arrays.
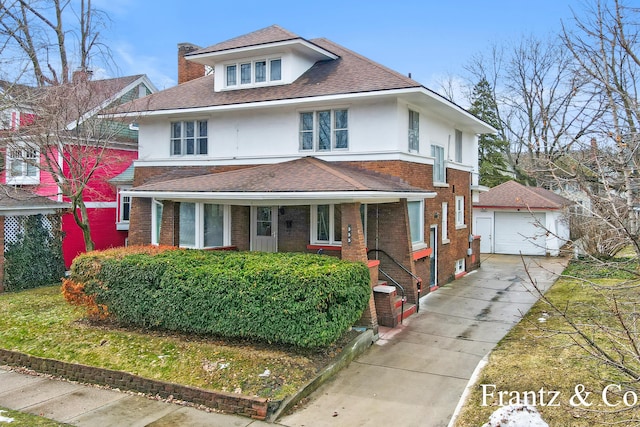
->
[[127, 160, 479, 308]]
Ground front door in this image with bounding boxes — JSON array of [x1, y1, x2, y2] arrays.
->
[[429, 225, 438, 288], [251, 206, 278, 252]]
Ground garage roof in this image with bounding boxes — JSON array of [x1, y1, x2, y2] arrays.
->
[[475, 180, 572, 210]]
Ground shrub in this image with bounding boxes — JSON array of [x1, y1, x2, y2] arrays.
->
[[4, 214, 65, 291], [66, 248, 371, 348]]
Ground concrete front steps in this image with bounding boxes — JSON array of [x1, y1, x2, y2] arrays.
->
[[373, 282, 416, 328]]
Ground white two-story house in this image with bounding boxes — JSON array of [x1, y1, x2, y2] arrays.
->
[[112, 25, 495, 328]]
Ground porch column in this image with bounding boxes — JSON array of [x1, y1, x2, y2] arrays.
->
[[159, 201, 179, 247], [341, 202, 378, 332]]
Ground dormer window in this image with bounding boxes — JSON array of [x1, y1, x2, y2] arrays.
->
[[225, 58, 282, 88]]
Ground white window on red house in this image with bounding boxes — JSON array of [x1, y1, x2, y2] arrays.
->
[[455, 195, 465, 227], [6, 146, 39, 184]]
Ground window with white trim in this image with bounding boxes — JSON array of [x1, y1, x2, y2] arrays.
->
[[431, 145, 445, 183], [151, 199, 163, 245], [6, 146, 39, 184], [179, 202, 230, 249], [441, 202, 448, 241], [311, 204, 366, 245], [409, 109, 419, 151], [299, 109, 349, 151], [225, 58, 282, 88], [455, 258, 465, 275], [455, 129, 462, 163], [171, 120, 208, 156], [407, 200, 425, 247], [455, 196, 465, 227], [116, 186, 131, 230]]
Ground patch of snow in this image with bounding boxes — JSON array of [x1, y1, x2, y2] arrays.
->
[[258, 369, 271, 378], [0, 410, 14, 423], [481, 405, 548, 427]]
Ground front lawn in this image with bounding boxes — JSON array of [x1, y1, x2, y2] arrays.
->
[[0, 407, 69, 426], [0, 285, 350, 400], [454, 258, 640, 426]]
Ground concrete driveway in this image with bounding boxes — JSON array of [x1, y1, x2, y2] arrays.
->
[[279, 254, 568, 427]]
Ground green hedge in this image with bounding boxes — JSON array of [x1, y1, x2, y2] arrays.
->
[[70, 249, 371, 348], [4, 214, 65, 291]]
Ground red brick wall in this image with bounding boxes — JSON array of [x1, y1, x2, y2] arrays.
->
[[231, 206, 250, 251], [128, 197, 151, 246], [277, 206, 310, 253], [159, 201, 179, 247]]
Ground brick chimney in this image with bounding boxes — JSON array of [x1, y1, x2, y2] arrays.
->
[[178, 43, 205, 84]]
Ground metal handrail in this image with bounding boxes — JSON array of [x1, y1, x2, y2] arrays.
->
[[367, 248, 422, 313], [378, 267, 406, 324]]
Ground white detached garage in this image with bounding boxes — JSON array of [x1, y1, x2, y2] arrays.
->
[[473, 180, 572, 256]]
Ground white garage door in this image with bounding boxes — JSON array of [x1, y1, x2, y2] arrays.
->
[[494, 212, 547, 255]]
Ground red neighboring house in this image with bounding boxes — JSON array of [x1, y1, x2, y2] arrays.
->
[[1, 74, 157, 267]]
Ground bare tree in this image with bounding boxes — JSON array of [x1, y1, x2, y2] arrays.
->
[[0, 0, 110, 86]]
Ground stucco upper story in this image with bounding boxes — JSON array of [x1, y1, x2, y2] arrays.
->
[[111, 25, 496, 183]]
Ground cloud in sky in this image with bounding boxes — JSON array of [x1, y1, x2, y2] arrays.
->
[[112, 42, 175, 89]]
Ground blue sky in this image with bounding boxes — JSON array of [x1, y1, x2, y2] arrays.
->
[[94, 0, 582, 94]]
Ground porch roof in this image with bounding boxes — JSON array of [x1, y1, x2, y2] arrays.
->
[[122, 157, 436, 205], [0, 187, 69, 216]]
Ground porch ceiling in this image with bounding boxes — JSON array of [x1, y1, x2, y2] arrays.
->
[[123, 157, 436, 204]]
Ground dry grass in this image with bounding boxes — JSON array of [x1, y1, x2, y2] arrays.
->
[[454, 264, 640, 426], [0, 285, 350, 400]]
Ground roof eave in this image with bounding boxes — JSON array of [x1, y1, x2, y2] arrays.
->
[[121, 190, 437, 205]]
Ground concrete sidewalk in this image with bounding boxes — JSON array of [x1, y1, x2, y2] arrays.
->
[[279, 254, 568, 427], [0, 254, 567, 426]]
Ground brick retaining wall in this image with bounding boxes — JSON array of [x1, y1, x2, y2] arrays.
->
[[0, 349, 271, 420]]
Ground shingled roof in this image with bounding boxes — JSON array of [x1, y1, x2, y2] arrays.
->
[[111, 36, 421, 114], [475, 180, 572, 210], [191, 25, 303, 55], [0, 187, 69, 215], [127, 157, 435, 202]]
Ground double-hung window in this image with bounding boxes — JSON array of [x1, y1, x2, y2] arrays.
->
[[431, 145, 445, 183], [179, 202, 230, 248], [407, 200, 425, 248], [299, 109, 349, 151], [441, 202, 449, 242], [6, 146, 39, 184], [171, 120, 208, 156], [455, 196, 465, 227], [311, 204, 366, 245], [409, 110, 419, 151]]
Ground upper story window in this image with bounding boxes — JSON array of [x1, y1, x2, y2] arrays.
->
[[6, 146, 39, 184], [171, 120, 208, 156], [300, 109, 348, 151], [455, 129, 462, 163], [409, 110, 419, 151], [431, 145, 445, 183], [225, 58, 282, 88]]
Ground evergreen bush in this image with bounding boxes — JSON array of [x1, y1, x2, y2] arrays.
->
[[4, 214, 65, 291], [68, 248, 371, 348]]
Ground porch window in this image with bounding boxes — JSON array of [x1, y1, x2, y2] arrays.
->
[[6, 146, 39, 184], [408, 200, 425, 247], [431, 145, 445, 183], [152, 199, 163, 245], [299, 109, 349, 151], [311, 204, 366, 245], [179, 202, 229, 248], [171, 120, 208, 156], [409, 109, 419, 151]]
